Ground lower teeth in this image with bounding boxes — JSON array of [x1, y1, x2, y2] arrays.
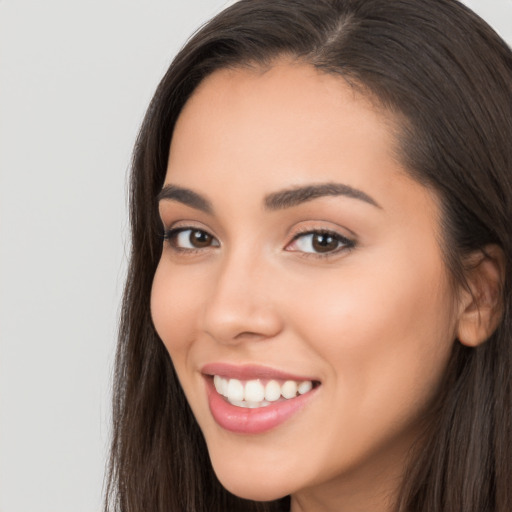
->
[[228, 399, 272, 408]]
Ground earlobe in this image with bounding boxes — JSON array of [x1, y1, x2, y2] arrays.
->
[[456, 244, 505, 347]]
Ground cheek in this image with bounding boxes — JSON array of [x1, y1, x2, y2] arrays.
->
[[151, 261, 216, 430], [150, 261, 202, 359], [276, 253, 457, 479], [287, 250, 457, 411]]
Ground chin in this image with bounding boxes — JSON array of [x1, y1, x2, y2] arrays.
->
[[219, 478, 290, 502], [210, 458, 294, 502]]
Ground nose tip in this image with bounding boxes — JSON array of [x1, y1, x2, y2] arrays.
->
[[204, 301, 283, 344], [201, 264, 283, 345]]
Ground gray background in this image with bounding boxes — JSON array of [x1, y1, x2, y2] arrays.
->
[[0, 1, 510, 511]]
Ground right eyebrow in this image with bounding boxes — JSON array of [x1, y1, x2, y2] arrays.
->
[[157, 184, 213, 214]]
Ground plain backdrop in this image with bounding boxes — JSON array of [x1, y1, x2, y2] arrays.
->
[[0, 1, 510, 511]]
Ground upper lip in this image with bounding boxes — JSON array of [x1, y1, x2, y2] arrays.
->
[[201, 362, 319, 382]]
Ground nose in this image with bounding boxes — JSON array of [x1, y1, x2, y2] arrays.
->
[[201, 252, 284, 345]]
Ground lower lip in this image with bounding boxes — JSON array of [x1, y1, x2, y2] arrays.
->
[[205, 378, 319, 434]]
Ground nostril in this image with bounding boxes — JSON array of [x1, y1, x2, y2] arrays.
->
[[233, 331, 270, 341]]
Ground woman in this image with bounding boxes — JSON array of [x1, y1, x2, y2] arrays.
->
[[105, 1, 512, 511]]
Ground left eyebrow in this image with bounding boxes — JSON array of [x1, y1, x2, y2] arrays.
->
[[157, 184, 213, 214], [264, 182, 381, 210]]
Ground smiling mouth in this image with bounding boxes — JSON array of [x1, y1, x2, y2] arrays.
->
[[202, 365, 321, 433], [211, 375, 320, 408]]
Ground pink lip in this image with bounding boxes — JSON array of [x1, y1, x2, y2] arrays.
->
[[202, 363, 320, 435], [201, 362, 317, 382]]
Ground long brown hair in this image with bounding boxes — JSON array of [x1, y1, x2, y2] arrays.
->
[[105, 1, 512, 511]]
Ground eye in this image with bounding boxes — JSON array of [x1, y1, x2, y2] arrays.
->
[[163, 228, 220, 250], [286, 230, 354, 255]]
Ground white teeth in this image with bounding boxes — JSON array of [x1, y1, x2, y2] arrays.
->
[[213, 375, 315, 407], [229, 400, 271, 409], [298, 381, 313, 395], [227, 379, 244, 402], [213, 375, 223, 394], [221, 378, 229, 397], [244, 380, 265, 402], [246, 400, 263, 409], [264, 380, 281, 402], [281, 380, 298, 399]]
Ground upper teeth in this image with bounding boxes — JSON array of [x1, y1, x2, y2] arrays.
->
[[213, 375, 313, 407]]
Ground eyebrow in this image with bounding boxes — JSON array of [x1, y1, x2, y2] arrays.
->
[[157, 184, 213, 214], [264, 182, 381, 210], [157, 181, 381, 213]]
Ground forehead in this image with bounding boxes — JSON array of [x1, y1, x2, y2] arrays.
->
[[175, 62, 397, 148], [170, 62, 401, 184]]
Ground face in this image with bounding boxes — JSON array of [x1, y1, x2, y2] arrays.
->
[[151, 62, 460, 510]]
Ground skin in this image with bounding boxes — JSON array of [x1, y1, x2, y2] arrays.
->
[[150, 62, 464, 512]]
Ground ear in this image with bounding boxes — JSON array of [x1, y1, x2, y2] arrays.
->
[[456, 244, 505, 347]]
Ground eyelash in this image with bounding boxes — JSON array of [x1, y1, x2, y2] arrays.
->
[[287, 229, 355, 258], [161, 226, 356, 258], [162, 227, 220, 254]]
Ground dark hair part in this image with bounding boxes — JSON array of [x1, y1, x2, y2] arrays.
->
[[106, 1, 512, 511]]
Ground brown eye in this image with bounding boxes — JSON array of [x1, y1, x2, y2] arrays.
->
[[189, 229, 214, 248], [164, 228, 219, 250], [286, 230, 354, 256], [311, 233, 339, 253]]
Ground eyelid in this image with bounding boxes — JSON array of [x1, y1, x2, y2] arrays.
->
[[160, 218, 217, 237]]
